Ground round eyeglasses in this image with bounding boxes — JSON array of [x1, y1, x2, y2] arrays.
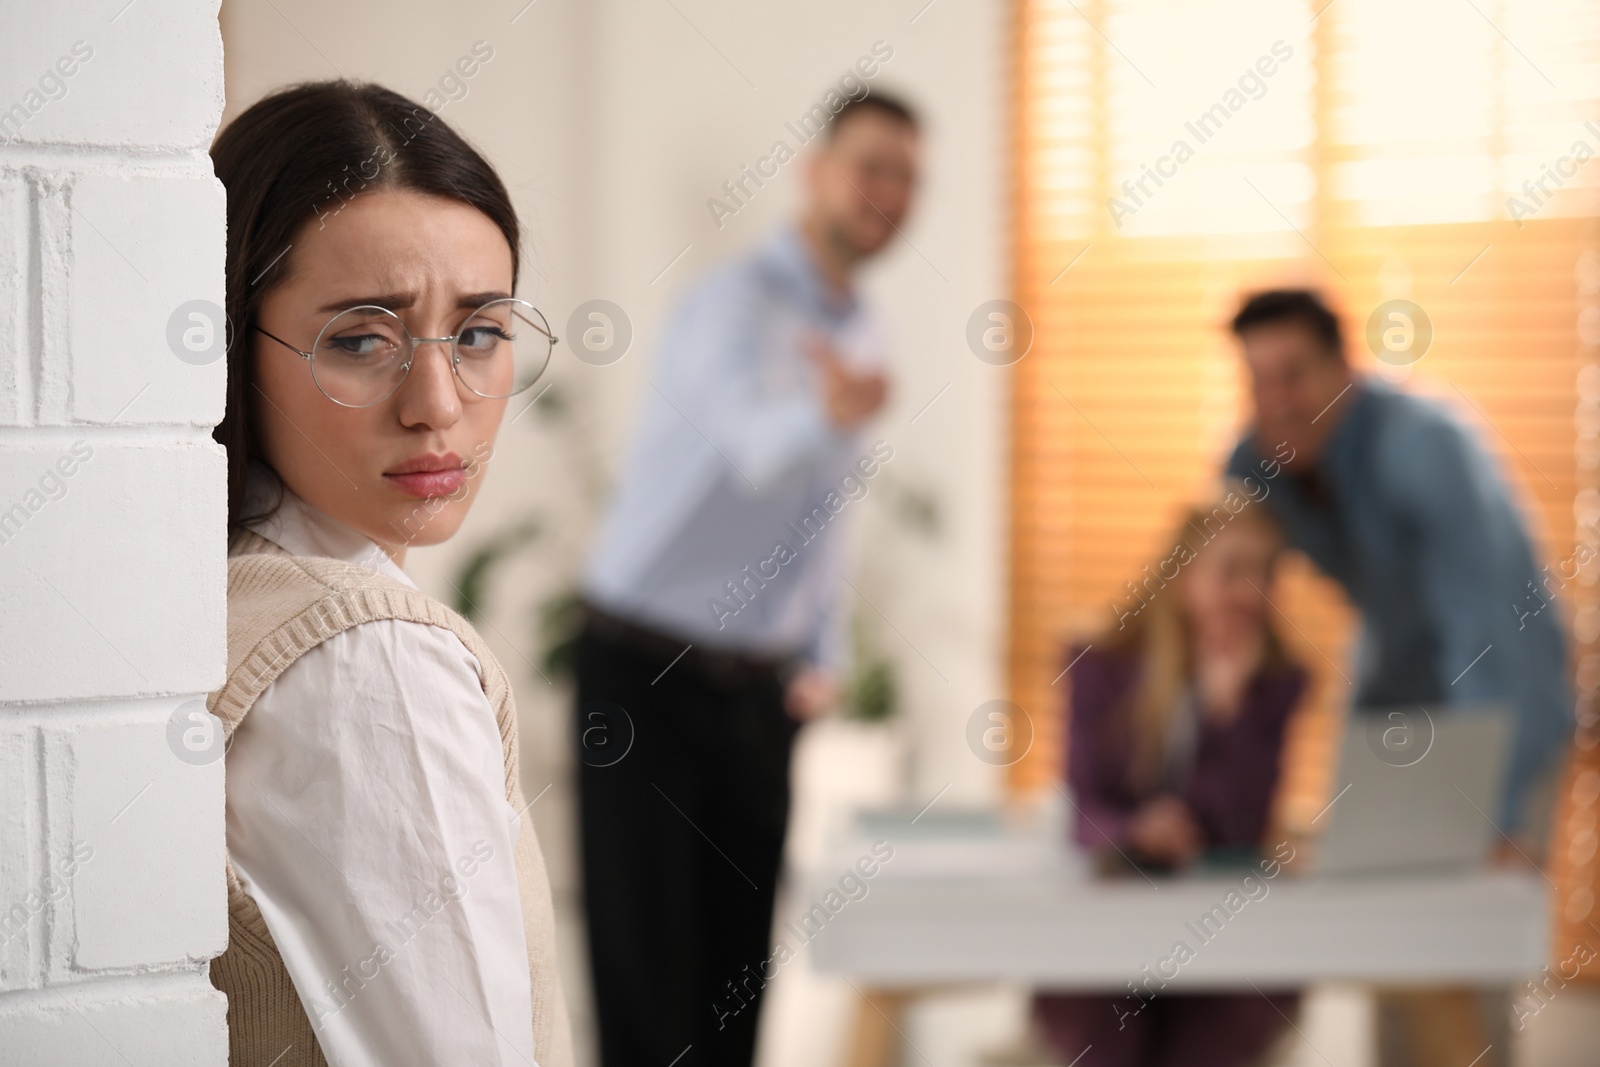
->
[[253, 298, 557, 408]]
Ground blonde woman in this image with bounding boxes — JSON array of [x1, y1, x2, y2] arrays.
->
[[1035, 489, 1307, 1067], [206, 81, 571, 1066]]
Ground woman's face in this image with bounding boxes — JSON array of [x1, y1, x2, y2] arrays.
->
[[1178, 518, 1279, 640], [251, 187, 515, 559]]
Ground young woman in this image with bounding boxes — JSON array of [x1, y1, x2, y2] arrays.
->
[[1034, 488, 1307, 1067], [206, 82, 572, 1067]]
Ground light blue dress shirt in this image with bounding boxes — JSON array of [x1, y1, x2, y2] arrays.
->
[[582, 228, 889, 670], [1228, 378, 1572, 831]]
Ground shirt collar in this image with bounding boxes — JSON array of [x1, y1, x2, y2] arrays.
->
[[1318, 375, 1383, 476], [764, 226, 857, 319], [243, 466, 416, 589]]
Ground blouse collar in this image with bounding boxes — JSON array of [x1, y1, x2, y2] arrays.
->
[[243, 467, 417, 590]]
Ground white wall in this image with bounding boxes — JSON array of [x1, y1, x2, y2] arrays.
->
[[218, 1, 1009, 1060], [0, 1, 229, 1063]]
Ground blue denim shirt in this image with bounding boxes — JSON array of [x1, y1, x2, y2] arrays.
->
[[1228, 378, 1572, 831]]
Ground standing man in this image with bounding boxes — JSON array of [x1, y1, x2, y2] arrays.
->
[[1224, 289, 1571, 1067], [575, 92, 920, 1066]]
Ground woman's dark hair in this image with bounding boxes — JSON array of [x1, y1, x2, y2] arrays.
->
[[209, 80, 521, 531]]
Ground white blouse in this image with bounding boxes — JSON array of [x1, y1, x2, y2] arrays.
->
[[225, 486, 538, 1067]]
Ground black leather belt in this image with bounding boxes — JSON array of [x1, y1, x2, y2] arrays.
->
[[580, 600, 802, 687]]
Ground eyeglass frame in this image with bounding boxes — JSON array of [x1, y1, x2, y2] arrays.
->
[[252, 296, 558, 409]]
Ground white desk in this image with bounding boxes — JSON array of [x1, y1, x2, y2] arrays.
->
[[804, 825, 1549, 990]]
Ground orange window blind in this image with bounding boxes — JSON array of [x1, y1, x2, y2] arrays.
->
[[1008, 0, 1600, 901]]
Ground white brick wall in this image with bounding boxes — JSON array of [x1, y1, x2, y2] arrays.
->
[[0, 2, 229, 1064]]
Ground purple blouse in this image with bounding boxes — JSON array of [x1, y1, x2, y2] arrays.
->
[[1063, 644, 1308, 855]]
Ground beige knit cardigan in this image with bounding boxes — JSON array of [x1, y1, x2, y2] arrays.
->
[[207, 529, 573, 1067]]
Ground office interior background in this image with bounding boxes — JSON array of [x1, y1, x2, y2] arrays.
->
[[3, 0, 1599, 1064]]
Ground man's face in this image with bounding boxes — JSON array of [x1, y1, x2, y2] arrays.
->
[[808, 109, 920, 258], [1238, 320, 1353, 468]]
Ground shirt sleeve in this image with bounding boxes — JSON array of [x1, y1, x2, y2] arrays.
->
[[806, 592, 851, 675], [225, 619, 537, 1067], [1064, 649, 1141, 852], [1395, 416, 1567, 831], [802, 519, 853, 674], [658, 274, 845, 488]]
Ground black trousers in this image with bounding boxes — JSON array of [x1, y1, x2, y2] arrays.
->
[[574, 623, 800, 1067]]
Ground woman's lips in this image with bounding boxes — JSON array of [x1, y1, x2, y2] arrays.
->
[[384, 467, 468, 498]]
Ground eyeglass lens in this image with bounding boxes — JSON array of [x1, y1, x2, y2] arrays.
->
[[309, 300, 553, 407]]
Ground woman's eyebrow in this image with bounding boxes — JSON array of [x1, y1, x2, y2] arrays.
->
[[314, 291, 513, 313], [456, 291, 513, 308], [317, 292, 416, 313]]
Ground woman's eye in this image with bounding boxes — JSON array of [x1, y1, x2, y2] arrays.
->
[[326, 333, 398, 360], [459, 325, 512, 354]]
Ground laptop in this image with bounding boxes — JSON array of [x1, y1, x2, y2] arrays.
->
[[1310, 704, 1512, 876]]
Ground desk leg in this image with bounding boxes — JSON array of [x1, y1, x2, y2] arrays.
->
[[845, 988, 913, 1067], [1374, 987, 1497, 1067]]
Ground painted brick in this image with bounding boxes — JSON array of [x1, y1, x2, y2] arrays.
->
[[0, 975, 228, 1066], [0, 441, 226, 703], [0, 726, 37, 991], [53, 712, 225, 972], [0, 0, 228, 1059], [0, 176, 23, 427], [61, 171, 227, 426], [0, 4, 223, 152]]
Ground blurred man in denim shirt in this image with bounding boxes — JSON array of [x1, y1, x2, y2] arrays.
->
[[1225, 288, 1571, 1067]]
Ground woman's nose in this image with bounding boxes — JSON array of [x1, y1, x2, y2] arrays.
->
[[394, 340, 464, 430]]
